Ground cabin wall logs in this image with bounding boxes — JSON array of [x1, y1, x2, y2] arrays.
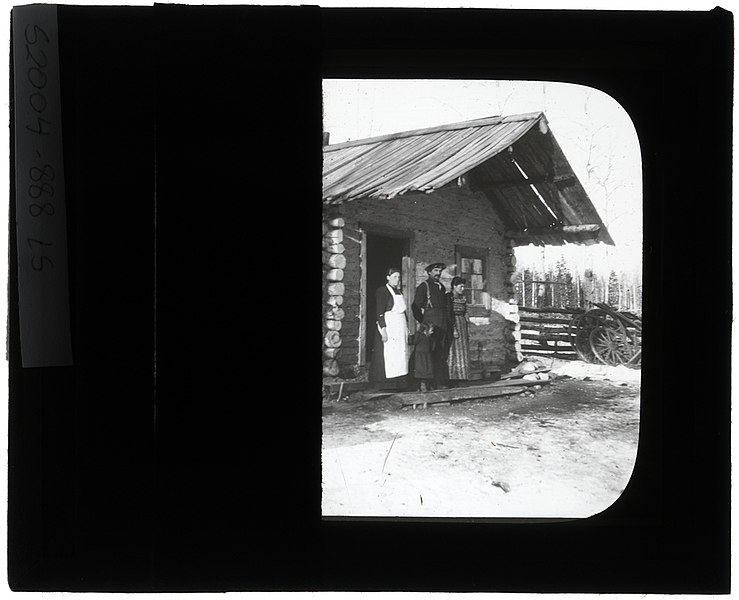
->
[[503, 236, 523, 365], [322, 216, 345, 376]]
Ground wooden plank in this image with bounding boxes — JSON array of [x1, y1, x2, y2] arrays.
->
[[522, 350, 578, 360], [520, 343, 575, 351], [519, 316, 572, 325], [520, 350, 576, 358], [360, 392, 396, 401], [500, 368, 551, 380], [518, 306, 584, 315], [520, 332, 574, 342], [520, 331, 571, 339], [521, 347, 572, 354], [506, 224, 600, 239], [519, 331, 569, 340], [521, 347, 574, 355], [460, 379, 551, 391], [325, 375, 524, 397], [519, 324, 573, 334], [400, 386, 526, 408]]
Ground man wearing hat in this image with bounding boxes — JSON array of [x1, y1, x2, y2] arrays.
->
[[412, 262, 452, 389]]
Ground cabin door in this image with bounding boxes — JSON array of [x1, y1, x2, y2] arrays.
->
[[362, 231, 412, 366]]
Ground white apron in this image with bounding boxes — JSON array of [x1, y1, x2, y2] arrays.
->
[[379, 284, 409, 378]]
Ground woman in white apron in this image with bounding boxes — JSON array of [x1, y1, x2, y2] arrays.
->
[[369, 267, 410, 384]]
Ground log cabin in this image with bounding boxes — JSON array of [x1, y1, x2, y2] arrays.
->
[[322, 112, 614, 380]]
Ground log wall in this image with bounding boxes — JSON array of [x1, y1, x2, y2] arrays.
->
[[322, 213, 345, 376]]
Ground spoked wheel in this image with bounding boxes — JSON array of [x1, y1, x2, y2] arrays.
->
[[568, 310, 608, 362], [589, 325, 634, 366], [626, 348, 642, 367]]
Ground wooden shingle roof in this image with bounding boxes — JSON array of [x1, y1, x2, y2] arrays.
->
[[323, 112, 615, 246]]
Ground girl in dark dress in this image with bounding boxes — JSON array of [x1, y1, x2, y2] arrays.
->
[[409, 322, 435, 392]]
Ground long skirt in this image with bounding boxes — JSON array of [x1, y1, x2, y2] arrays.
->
[[448, 314, 470, 380]]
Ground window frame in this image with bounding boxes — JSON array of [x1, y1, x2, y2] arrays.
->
[[454, 244, 488, 307]]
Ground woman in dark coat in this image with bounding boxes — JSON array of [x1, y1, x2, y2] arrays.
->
[[369, 267, 410, 383]]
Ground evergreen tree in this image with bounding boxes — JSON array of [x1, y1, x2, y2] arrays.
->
[[519, 267, 532, 306], [555, 256, 575, 309], [565, 267, 577, 308], [607, 269, 620, 307]]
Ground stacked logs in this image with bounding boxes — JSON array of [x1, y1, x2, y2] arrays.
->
[[323, 217, 345, 376], [503, 239, 524, 364]]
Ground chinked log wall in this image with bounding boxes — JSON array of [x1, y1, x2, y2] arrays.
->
[[514, 306, 584, 360], [322, 217, 346, 376]]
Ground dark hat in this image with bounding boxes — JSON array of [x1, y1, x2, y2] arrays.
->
[[425, 262, 446, 273]]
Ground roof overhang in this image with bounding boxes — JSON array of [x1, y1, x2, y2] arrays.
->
[[322, 112, 615, 247]]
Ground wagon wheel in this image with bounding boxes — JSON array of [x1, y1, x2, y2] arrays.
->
[[568, 310, 609, 363], [608, 307, 642, 367], [625, 327, 641, 361], [589, 325, 633, 366], [626, 348, 642, 367], [623, 326, 642, 367]]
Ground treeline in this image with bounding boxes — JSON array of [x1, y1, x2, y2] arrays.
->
[[514, 257, 642, 313]]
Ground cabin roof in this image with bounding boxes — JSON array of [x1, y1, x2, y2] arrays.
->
[[323, 112, 615, 246]]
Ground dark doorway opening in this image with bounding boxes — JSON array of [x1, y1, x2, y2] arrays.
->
[[365, 233, 408, 362]]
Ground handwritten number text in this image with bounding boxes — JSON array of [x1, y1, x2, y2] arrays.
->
[[21, 20, 56, 273]]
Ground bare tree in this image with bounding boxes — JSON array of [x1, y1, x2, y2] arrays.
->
[[493, 80, 514, 116]]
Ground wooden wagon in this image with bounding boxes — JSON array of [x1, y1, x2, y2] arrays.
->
[[568, 302, 641, 367]]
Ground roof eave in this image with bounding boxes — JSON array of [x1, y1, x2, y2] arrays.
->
[[323, 112, 544, 153]]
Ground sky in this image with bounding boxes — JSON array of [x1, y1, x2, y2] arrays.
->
[[323, 79, 643, 277]]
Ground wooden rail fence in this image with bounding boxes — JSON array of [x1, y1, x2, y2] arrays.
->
[[517, 306, 584, 361]]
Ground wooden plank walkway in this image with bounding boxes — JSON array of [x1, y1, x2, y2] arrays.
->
[[325, 375, 551, 406], [398, 386, 526, 409], [388, 379, 552, 409]]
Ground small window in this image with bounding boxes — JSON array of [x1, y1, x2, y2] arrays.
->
[[455, 245, 487, 305]]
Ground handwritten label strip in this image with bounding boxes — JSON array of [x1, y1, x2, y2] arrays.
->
[[13, 5, 73, 367]]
